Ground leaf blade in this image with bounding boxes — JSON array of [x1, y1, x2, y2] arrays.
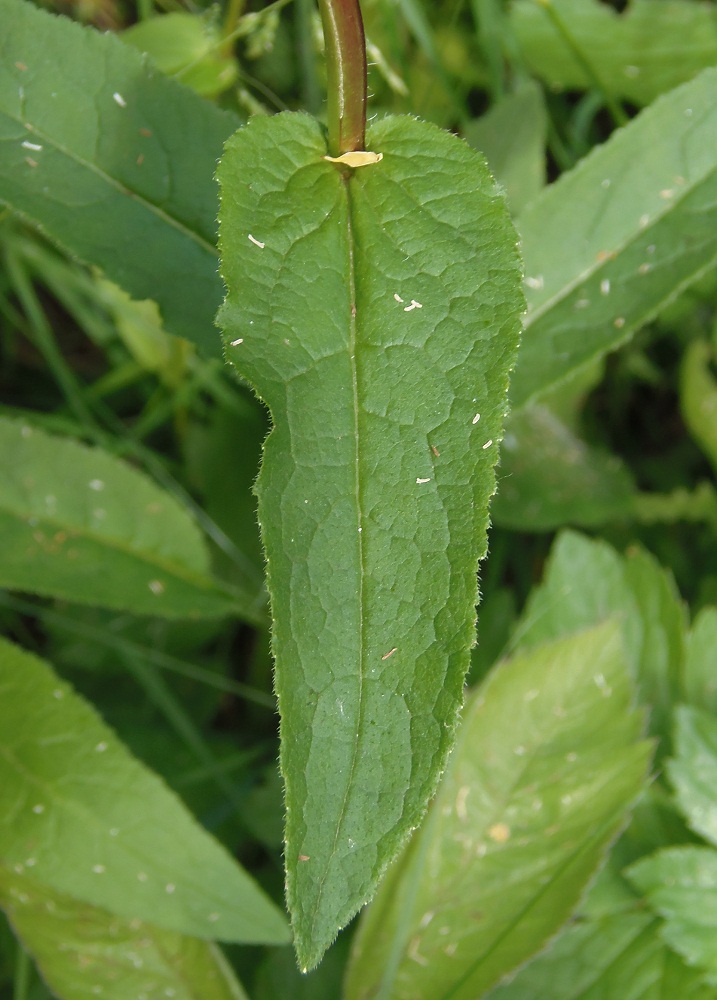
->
[[217, 112, 524, 967]]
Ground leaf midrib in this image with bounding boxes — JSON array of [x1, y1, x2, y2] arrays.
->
[[305, 168, 367, 952], [0, 108, 217, 259]]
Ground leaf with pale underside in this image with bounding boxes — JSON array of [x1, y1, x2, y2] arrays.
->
[[217, 111, 524, 968], [0, 636, 289, 945], [0, 0, 237, 354], [513, 67, 717, 409], [345, 622, 651, 1000], [0, 868, 250, 1000], [0, 417, 260, 620]]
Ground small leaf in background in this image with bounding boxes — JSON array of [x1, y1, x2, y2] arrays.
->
[[345, 622, 651, 1000], [0, 636, 289, 944], [668, 706, 717, 846], [628, 846, 717, 984], [514, 531, 686, 748], [510, 0, 717, 108], [683, 609, 717, 712], [217, 112, 524, 967], [0, 417, 256, 620], [0, 868, 250, 1000], [681, 338, 717, 476], [464, 80, 547, 215], [0, 0, 238, 355], [121, 12, 238, 98], [94, 277, 194, 389], [513, 67, 717, 409], [493, 404, 635, 530]]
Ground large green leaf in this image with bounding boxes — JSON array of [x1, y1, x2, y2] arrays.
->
[[217, 112, 524, 967], [0, 868, 250, 1000], [0, 636, 289, 944], [0, 417, 259, 620], [511, 0, 717, 108], [513, 67, 717, 409], [345, 622, 651, 1000], [0, 0, 237, 354]]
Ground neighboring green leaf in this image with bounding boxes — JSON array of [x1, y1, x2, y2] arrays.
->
[[513, 67, 717, 409], [0, 868, 249, 1000], [0, 636, 289, 944], [492, 404, 635, 530], [668, 706, 717, 846], [683, 609, 717, 712], [486, 913, 715, 1000], [512, 531, 639, 654], [681, 339, 717, 475], [217, 112, 524, 968], [0, 417, 256, 620], [628, 846, 717, 983], [122, 12, 238, 98], [513, 531, 686, 746], [511, 0, 717, 107], [345, 623, 651, 1000], [463, 80, 547, 215], [0, 0, 238, 355]]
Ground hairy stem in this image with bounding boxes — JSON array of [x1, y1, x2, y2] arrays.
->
[[318, 0, 367, 154]]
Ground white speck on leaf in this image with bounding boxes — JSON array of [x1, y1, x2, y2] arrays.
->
[[32, 804, 45, 814], [482, 439, 493, 450], [95, 741, 108, 752], [22, 140, 42, 151], [92, 864, 106, 874], [455, 786, 469, 819], [614, 317, 626, 328], [472, 413, 481, 424], [600, 279, 610, 295], [230, 338, 244, 346], [394, 293, 404, 302], [52, 689, 63, 699], [525, 275, 543, 289], [113, 92, 126, 108], [416, 477, 431, 484], [660, 189, 674, 199], [248, 234, 265, 248], [89, 479, 104, 491], [165, 883, 175, 894], [639, 214, 650, 228], [601, 178, 611, 188], [381, 647, 398, 661], [148, 580, 165, 595], [137, 872, 148, 882], [404, 299, 423, 312]]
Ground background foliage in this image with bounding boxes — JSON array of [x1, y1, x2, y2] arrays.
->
[[2, 0, 717, 997]]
